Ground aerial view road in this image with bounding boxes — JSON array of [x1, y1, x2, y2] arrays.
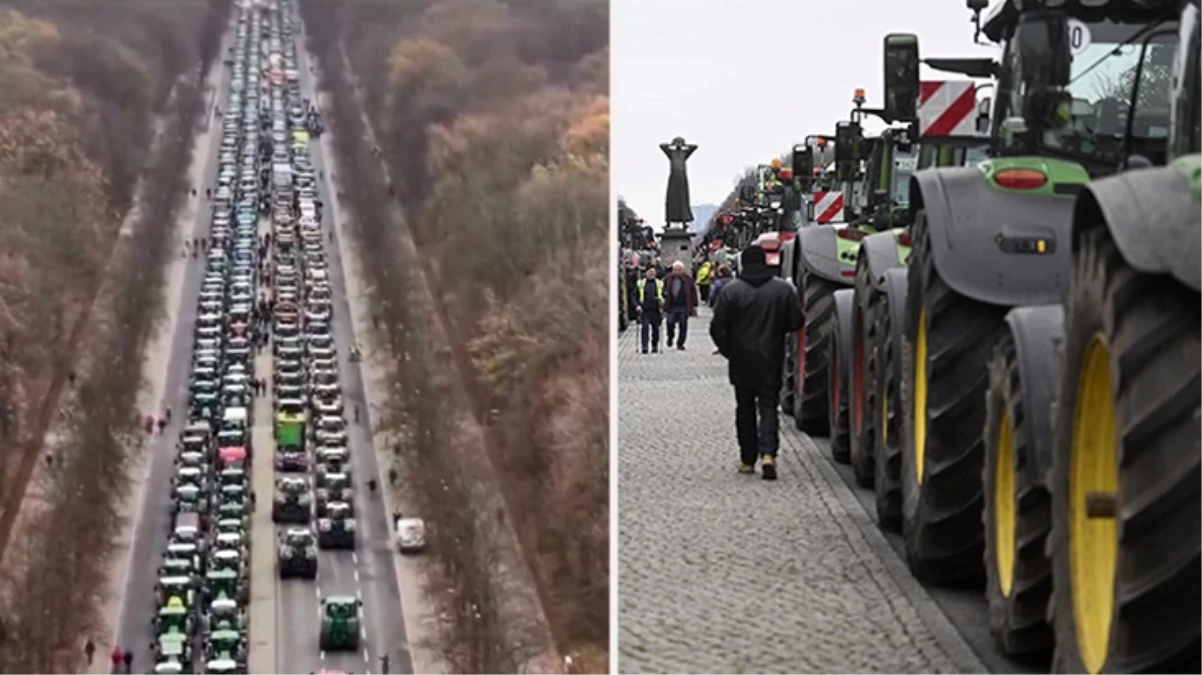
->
[[111, 2, 409, 673], [0, 0, 607, 672]]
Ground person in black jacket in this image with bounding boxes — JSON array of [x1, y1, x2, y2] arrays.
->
[[710, 246, 803, 480]]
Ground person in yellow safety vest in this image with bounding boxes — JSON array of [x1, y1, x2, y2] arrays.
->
[[635, 267, 665, 354], [696, 259, 714, 303]]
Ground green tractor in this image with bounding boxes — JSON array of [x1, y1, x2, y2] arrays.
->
[[978, 1, 1199, 669], [318, 595, 362, 650], [842, 64, 994, 528], [205, 628, 247, 665], [883, 0, 1198, 669], [824, 118, 923, 466], [778, 123, 881, 434], [204, 567, 249, 605], [202, 595, 247, 633], [152, 601, 194, 637], [316, 502, 357, 550], [151, 629, 192, 672]]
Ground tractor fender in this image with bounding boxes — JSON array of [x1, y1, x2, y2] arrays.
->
[[797, 226, 845, 283], [833, 288, 856, 389], [860, 230, 904, 290], [1001, 304, 1064, 485], [880, 268, 909, 385], [781, 236, 800, 288], [1072, 164, 1202, 293], [909, 167, 1074, 307]]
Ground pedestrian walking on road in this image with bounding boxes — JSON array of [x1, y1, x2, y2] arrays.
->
[[635, 267, 664, 354], [122, 649, 133, 673], [695, 259, 714, 302], [380, 652, 390, 674], [84, 638, 95, 665], [710, 246, 802, 480], [708, 264, 734, 309], [662, 261, 698, 351]]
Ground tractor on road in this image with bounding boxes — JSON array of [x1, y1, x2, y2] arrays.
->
[[318, 596, 362, 650], [880, 0, 1198, 669], [976, 0, 1199, 669]]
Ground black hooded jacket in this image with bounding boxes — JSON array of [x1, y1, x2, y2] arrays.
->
[[710, 263, 803, 388]]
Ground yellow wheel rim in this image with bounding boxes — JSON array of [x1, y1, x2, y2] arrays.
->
[[1070, 336, 1118, 674], [994, 410, 1016, 597], [913, 307, 928, 484]]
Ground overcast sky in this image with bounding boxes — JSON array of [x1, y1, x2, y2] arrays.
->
[[613, 0, 997, 224]]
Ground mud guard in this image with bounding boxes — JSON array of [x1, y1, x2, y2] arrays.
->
[[909, 168, 1075, 307], [797, 225, 848, 284], [1072, 165, 1202, 293], [833, 289, 855, 382], [780, 236, 800, 289], [1000, 304, 1064, 485], [860, 230, 904, 290]]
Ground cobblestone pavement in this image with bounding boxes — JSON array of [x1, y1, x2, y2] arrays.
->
[[618, 308, 988, 674]]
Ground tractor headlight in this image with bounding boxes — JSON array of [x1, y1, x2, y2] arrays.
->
[[344, 520, 355, 531], [318, 519, 330, 530]]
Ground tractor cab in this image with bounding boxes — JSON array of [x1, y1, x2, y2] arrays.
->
[[154, 601, 192, 635], [156, 576, 197, 607], [205, 596, 244, 630], [206, 630, 247, 667]]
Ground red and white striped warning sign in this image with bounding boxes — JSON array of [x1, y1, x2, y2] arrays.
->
[[813, 190, 844, 223], [918, 81, 977, 137]]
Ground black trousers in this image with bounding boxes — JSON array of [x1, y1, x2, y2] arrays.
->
[[734, 385, 781, 465]]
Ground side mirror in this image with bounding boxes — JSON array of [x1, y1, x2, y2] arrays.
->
[[792, 144, 812, 182], [883, 33, 920, 122], [738, 184, 756, 202], [976, 97, 992, 134], [835, 121, 861, 182], [1017, 11, 1070, 89], [806, 201, 815, 221]]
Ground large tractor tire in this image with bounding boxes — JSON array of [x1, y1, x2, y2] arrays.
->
[[874, 268, 908, 532], [1047, 225, 1200, 674], [850, 260, 884, 487], [781, 333, 797, 417], [901, 209, 1007, 582], [793, 272, 840, 434], [826, 289, 855, 463], [984, 332, 1054, 659]]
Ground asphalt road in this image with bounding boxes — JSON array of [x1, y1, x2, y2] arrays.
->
[[113, 30, 234, 675], [271, 13, 411, 675]]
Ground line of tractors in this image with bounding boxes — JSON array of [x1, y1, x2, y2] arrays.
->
[[711, 0, 1199, 671]]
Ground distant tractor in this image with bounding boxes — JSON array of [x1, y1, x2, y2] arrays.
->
[[318, 596, 362, 650]]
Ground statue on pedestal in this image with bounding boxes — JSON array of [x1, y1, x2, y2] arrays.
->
[[660, 136, 697, 227]]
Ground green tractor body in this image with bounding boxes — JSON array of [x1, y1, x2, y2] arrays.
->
[[780, 120, 919, 438], [318, 596, 362, 650], [316, 503, 357, 550], [874, 0, 1198, 670], [975, 2, 1200, 668]]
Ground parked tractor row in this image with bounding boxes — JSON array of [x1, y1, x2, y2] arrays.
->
[[714, 0, 1199, 671]]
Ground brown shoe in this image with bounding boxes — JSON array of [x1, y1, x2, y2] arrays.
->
[[760, 454, 777, 481], [737, 463, 755, 474]]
